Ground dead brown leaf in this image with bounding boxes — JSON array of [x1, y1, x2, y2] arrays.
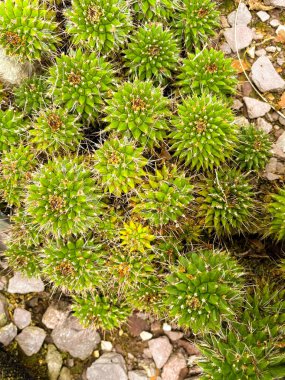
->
[[278, 92, 285, 109], [248, 0, 273, 10], [231, 59, 251, 74]]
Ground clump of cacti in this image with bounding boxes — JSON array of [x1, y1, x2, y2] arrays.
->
[[0, 109, 29, 152], [268, 187, 285, 240]]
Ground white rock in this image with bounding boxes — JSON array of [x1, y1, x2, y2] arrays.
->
[[59, 367, 73, 380], [162, 323, 172, 332], [247, 46, 255, 59], [279, 114, 285, 126], [255, 49, 267, 57], [270, 19, 281, 27], [266, 46, 277, 53], [220, 42, 232, 55], [227, 4, 252, 26], [13, 308, 31, 330], [276, 25, 285, 34], [16, 326, 46, 356], [128, 370, 148, 380], [0, 323, 17, 346], [251, 56, 285, 93], [86, 353, 128, 380], [140, 331, 153, 341], [0, 47, 32, 85], [270, 0, 285, 8], [8, 272, 44, 294], [243, 97, 271, 118], [46, 344, 63, 380], [273, 131, 285, 158], [224, 26, 253, 52], [42, 304, 70, 330], [256, 118, 273, 133], [148, 337, 173, 369], [101, 340, 113, 351], [257, 11, 270, 22]]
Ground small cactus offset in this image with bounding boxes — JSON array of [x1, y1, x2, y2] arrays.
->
[[120, 221, 155, 253], [268, 187, 285, 240], [0, 109, 29, 152], [164, 249, 244, 333], [0, 0, 59, 61], [65, 0, 132, 53]]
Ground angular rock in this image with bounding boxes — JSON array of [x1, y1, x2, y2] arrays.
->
[[59, 367, 73, 380], [8, 272, 44, 294], [256, 118, 272, 134], [0, 294, 8, 328], [42, 303, 70, 330], [13, 308, 32, 330], [264, 157, 279, 180], [46, 344, 63, 380], [148, 337, 173, 369], [51, 315, 101, 360], [0, 47, 32, 85], [227, 4, 252, 26], [16, 326, 46, 356], [251, 56, 285, 93], [165, 331, 184, 342], [0, 323, 17, 346], [243, 97, 271, 118], [224, 26, 253, 52], [273, 131, 285, 158], [257, 11, 270, 22], [101, 340, 113, 351], [270, 19, 281, 28], [86, 353, 128, 380], [128, 370, 148, 380], [161, 353, 187, 380], [270, 0, 285, 8], [140, 331, 153, 341]]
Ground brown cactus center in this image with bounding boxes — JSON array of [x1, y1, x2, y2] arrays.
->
[[5, 31, 22, 46], [49, 195, 65, 211], [195, 119, 207, 133], [68, 71, 81, 86], [206, 64, 218, 73], [47, 113, 63, 131], [56, 261, 75, 276], [148, 45, 160, 57], [197, 8, 208, 18], [131, 97, 147, 112], [86, 5, 103, 22]]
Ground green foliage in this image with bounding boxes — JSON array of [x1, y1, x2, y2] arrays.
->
[[14, 76, 50, 115], [48, 50, 115, 121], [26, 157, 104, 237], [234, 125, 272, 171], [124, 23, 180, 83], [178, 48, 237, 96], [4, 243, 42, 278], [169, 94, 236, 171], [104, 80, 170, 148], [0, 145, 37, 207], [65, 0, 131, 53], [132, 165, 193, 226], [132, 0, 176, 21], [29, 108, 83, 154], [268, 187, 285, 241], [93, 136, 147, 196], [120, 221, 155, 253], [72, 292, 131, 330], [0, 109, 28, 152], [0, 0, 59, 61], [198, 169, 254, 236], [164, 249, 244, 333]]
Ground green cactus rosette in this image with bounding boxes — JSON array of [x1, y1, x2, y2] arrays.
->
[[198, 169, 255, 236], [96, 207, 124, 241], [65, 0, 132, 53], [268, 187, 285, 241], [26, 157, 105, 237], [0, 0, 59, 62], [93, 136, 148, 196], [178, 48, 237, 97], [132, 165, 193, 226], [132, 0, 177, 22], [0, 109, 29, 152], [10, 210, 44, 247], [173, 0, 220, 50], [42, 238, 108, 293], [169, 94, 236, 171], [124, 23, 180, 83], [4, 243, 42, 278], [164, 250, 244, 333], [72, 292, 131, 330], [14, 76, 51, 115], [234, 125, 272, 172], [0, 145, 37, 207], [120, 221, 155, 253], [103, 80, 170, 148], [48, 50, 115, 121], [29, 108, 83, 154]]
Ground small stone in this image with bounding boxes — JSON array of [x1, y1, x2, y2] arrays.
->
[[101, 340, 113, 351], [227, 4, 252, 26], [161, 353, 187, 380], [273, 131, 285, 158], [162, 323, 172, 332], [165, 331, 184, 342], [276, 25, 285, 35], [128, 370, 148, 380], [13, 308, 32, 330], [243, 97, 271, 118], [86, 353, 128, 380], [255, 48, 267, 57], [140, 331, 153, 341], [233, 99, 243, 110], [266, 46, 277, 53], [270, 19, 281, 27], [46, 344, 63, 380], [148, 337, 173, 369], [279, 115, 285, 126], [247, 46, 255, 59], [0, 323, 17, 346], [220, 42, 232, 55], [0, 294, 8, 328], [266, 112, 280, 122], [256, 118, 273, 133], [270, 0, 285, 8], [16, 326, 46, 356], [276, 162, 285, 175], [241, 82, 254, 97], [257, 11, 270, 22], [253, 31, 264, 40], [0, 276, 7, 291], [177, 340, 201, 356], [0, 47, 32, 85], [42, 303, 70, 329], [66, 359, 74, 368], [224, 26, 253, 52], [59, 367, 73, 380], [234, 116, 250, 127], [8, 272, 44, 294], [251, 56, 285, 93], [277, 56, 285, 66]]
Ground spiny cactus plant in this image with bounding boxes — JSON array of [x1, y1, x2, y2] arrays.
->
[[14, 76, 50, 115], [0, 109, 29, 152], [72, 292, 131, 330], [169, 94, 236, 171], [0, 0, 59, 61], [93, 136, 148, 196], [234, 125, 272, 172], [198, 169, 254, 236], [124, 23, 180, 83], [29, 108, 83, 154], [0, 145, 37, 207], [4, 243, 42, 278], [104, 80, 170, 148], [132, 0, 176, 21], [10, 210, 43, 247], [48, 50, 115, 121], [132, 165, 193, 226], [268, 187, 285, 241], [120, 221, 155, 253], [26, 157, 105, 237], [42, 238, 107, 293], [65, 0, 131, 53], [173, 0, 220, 50], [164, 249, 244, 333], [178, 48, 237, 97]]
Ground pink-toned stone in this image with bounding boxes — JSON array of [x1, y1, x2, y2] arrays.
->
[[148, 337, 173, 369], [165, 331, 184, 342], [177, 340, 201, 356], [161, 353, 187, 380]]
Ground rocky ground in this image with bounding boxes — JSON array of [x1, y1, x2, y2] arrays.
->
[[1, 0, 285, 379]]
